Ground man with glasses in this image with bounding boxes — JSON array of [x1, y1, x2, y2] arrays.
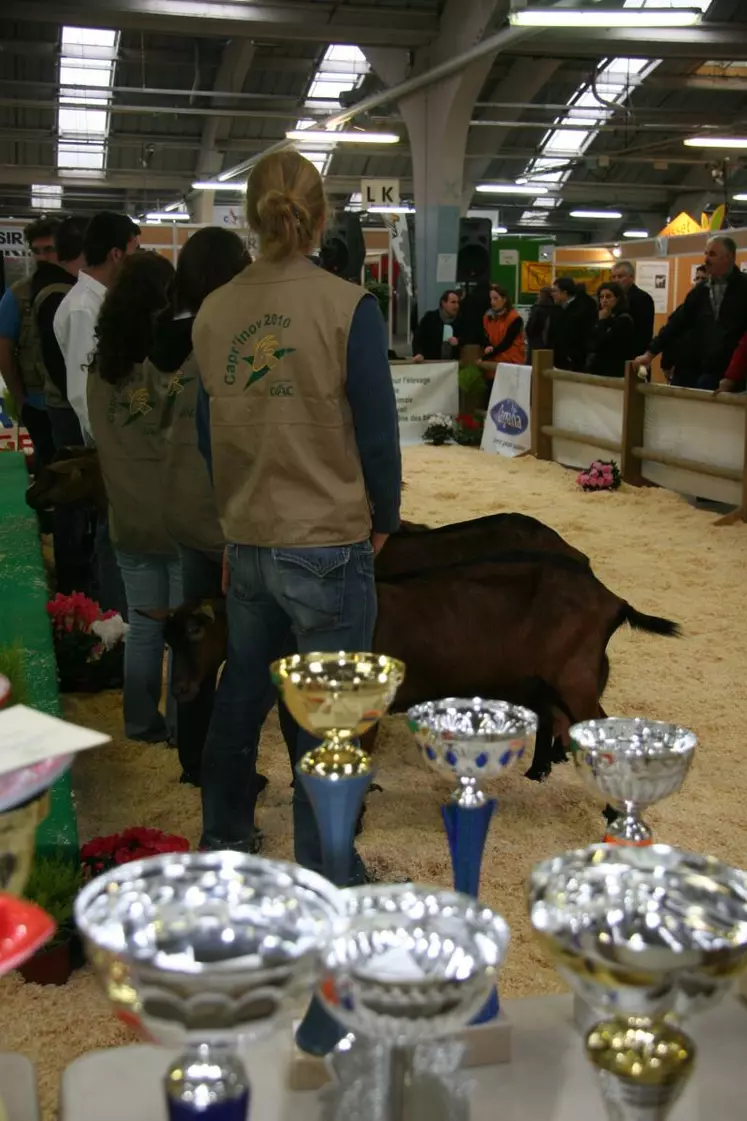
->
[[0, 218, 61, 468]]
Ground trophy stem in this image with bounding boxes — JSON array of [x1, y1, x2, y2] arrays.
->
[[586, 1018, 695, 1121], [382, 1044, 413, 1121], [164, 1043, 250, 1120], [442, 798, 499, 1023], [602, 804, 653, 847], [295, 759, 375, 1058]]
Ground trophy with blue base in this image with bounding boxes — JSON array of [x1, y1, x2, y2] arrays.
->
[[271, 651, 405, 1087], [408, 697, 537, 1066]]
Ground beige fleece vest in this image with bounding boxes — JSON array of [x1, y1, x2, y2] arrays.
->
[[194, 256, 372, 548], [159, 351, 224, 554], [87, 361, 176, 556]]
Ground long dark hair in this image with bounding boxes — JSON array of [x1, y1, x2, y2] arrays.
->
[[176, 227, 251, 314], [94, 252, 176, 385], [597, 281, 629, 315]]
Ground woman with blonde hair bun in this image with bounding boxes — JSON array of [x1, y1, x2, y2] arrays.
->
[[193, 149, 401, 878]]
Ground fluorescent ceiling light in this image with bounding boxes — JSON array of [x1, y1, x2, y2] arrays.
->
[[192, 180, 247, 191], [146, 211, 190, 221], [570, 209, 623, 219], [733, 193, 747, 201], [476, 183, 548, 195], [493, 226, 508, 234], [684, 136, 747, 148], [367, 205, 414, 214], [510, 7, 702, 28], [286, 129, 399, 144], [623, 229, 650, 238]]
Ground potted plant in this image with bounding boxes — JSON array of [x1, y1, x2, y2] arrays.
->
[[0, 642, 29, 707], [47, 592, 127, 693], [19, 855, 85, 985]]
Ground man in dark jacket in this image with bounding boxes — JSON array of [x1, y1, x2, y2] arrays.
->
[[412, 289, 461, 361], [610, 260, 655, 357], [34, 215, 88, 447], [549, 276, 596, 371], [635, 236, 747, 389]]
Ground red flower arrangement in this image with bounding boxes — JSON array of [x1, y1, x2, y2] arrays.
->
[[577, 459, 621, 492], [47, 593, 126, 693], [454, 412, 484, 447], [81, 828, 190, 879]]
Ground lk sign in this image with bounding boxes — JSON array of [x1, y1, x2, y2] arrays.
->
[[361, 178, 400, 208]]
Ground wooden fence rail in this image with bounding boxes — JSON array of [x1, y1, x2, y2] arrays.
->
[[530, 350, 747, 525]]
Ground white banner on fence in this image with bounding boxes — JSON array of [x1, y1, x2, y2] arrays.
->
[[481, 363, 532, 458], [391, 361, 459, 445]]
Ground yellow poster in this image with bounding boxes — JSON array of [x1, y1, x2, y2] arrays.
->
[[522, 261, 613, 296], [521, 261, 553, 293], [659, 212, 702, 238]]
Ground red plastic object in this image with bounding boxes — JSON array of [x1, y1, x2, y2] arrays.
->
[[0, 893, 56, 976]]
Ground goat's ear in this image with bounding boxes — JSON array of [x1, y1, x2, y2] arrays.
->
[[136, 608, 172, 621]]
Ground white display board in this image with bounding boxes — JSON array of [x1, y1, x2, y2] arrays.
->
[[481, 363, 532, 458], [390, 361, 459, 445], [635, 259, 670, 314]]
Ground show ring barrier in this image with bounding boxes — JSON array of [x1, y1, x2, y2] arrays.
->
[[530, 351, 747, 524]]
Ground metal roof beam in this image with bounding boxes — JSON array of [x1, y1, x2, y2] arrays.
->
[[0, 0, 436, 47], [507, 25, 747, 62], [197, 38, 256, 179]]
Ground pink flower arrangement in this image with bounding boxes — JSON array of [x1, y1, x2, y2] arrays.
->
[[577, 459, 621, 493]]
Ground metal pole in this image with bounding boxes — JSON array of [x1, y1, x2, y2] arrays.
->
[[214, 23, 539, 184]]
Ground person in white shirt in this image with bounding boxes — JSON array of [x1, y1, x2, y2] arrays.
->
[[54, 212, 140, 440]]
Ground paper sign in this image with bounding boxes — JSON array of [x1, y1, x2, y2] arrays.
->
[[635, 259, 670, 314], [390, 361, 459, 445], [0, 705, 111, 774], [436, 253, 457, 283], [499, 249, 519, 266]]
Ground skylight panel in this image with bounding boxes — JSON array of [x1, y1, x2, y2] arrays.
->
[[31, 184, 63, 210], [57, 25, 119, 177], [292, 44, 370, 180]]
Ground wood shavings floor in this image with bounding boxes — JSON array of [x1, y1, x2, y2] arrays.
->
[[2, 444, 746, 1119]]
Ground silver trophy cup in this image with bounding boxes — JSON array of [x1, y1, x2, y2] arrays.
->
[[75, 851, 344, 1120], [570, 717, 696, 845], [317, 883, 510, 1121], [528, 843, 747, 1121]]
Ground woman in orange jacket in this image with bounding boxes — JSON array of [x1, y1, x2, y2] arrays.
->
[[482, 285, 526, 373]]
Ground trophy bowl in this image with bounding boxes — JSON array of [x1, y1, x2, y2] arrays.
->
[[570, 718, 696, 844], [529, 843, 747, 1120], [528, 843, 747, 1023], [0, 756, 72, 815], [408, 698, 538, 805], [319, 883, 510, 1043], [75, 850, 344, 1046], [271, 652, 405, 765], [0, 791, 51, 895]]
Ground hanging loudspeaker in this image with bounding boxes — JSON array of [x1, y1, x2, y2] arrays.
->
[[320, 213, 366, 280], [457, 217, 492, 285]]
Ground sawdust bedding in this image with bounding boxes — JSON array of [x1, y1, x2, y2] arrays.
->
[[2, 444, 746, 1119]]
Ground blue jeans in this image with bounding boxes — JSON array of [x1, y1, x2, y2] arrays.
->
[[116, 551, 183, 742], [200, 540, 377, 879], [177, 545, 224, 781], [96, 512, 128, 619]]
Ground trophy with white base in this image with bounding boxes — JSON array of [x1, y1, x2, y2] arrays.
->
[[318, 882, 510, 1121]]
